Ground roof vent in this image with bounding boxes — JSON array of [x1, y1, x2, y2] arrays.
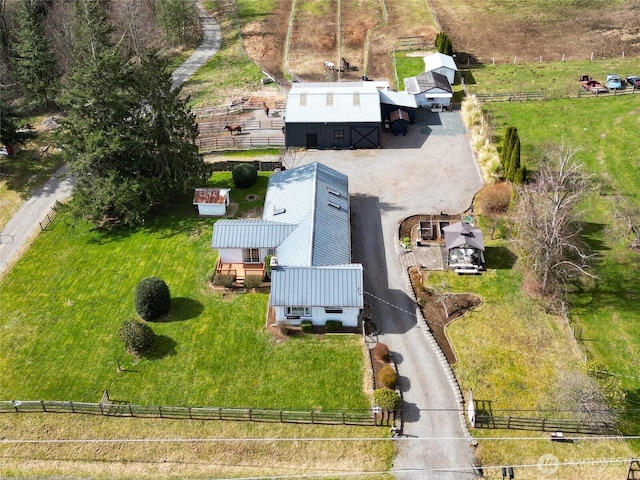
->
[[300, 93, 307, 106], [353, 92, 360, 106], [328, 188, 341, 197], [326, 92, 333, 106], [273, 207, 286, 215], [328, 202, 341, 210]]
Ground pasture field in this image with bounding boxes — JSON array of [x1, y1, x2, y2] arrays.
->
[[0, 414, 392, 478], [462, 57, 640, 95], [0, 171, 370, 410]]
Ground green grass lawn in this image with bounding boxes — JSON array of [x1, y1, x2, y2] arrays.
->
[[0, 173, 370, 410], [482, 95, 640, 451], [462, 57, 640, 95]]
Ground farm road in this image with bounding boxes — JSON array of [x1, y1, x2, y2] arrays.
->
[[0, 3, 222, 279], [292, 109, 484, 479]]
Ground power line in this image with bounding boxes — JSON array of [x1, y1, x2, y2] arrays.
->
[[1, 435, 640, 444]]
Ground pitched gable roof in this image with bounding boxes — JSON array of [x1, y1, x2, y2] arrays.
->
[[212, 219, 296, 249], [404, 71, 452, 95], [423, 52, 458, 72]]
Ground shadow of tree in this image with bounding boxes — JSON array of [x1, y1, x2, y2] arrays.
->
[[484, 245, 517, 269], [145, 335, 177, 360], [161, 297, 204, 322]]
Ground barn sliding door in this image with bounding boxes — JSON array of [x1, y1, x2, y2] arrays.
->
[[351, 126, 379, 149]]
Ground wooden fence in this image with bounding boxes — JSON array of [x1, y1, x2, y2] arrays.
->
[[39, 200, 62, 231], [0, 398, 378, 426], [198, 119, 285, 134], [396, 36, 433, 51], [197, 135, 285, 151], [194, 100, 287, 118], [474, 414, 617, 435], [473, 86, 639, 103], [208, 159, 283, 172]]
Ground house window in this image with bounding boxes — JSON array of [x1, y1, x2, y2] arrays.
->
[[286, 306, 311, 317], [243, 248, 260, 263], [267, 248, 276, 256], [324, 307, 343, 314], [334, 130, 344, 139]]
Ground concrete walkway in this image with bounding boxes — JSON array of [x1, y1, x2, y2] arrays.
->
[[0, 4, 222, 279]]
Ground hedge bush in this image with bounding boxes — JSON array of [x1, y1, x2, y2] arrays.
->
[[213, 273, 235, 287], [325, 320, 342, 332], [135, 277, 171, 321], [378, 365, 397, 389], [118, 318, 155, 357], [300, 320, 313, 333], [374, 389, 401, 411], [232, 163, 258, 189], [243, 275, 263, 289], [372, 342, 390, 362]]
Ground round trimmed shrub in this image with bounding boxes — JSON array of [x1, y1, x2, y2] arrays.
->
[[374, 389, 401, 411], [135, 277, 171, 321], [232, 163, 258, 189], [118, 318, 155, 356], [300, 320, 313, 333], [372, 342, 390, 362], [378, 365, 397, 389]]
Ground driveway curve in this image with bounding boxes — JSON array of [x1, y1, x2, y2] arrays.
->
[[294, 109, 484, 479], [0, 3, 222, 279]]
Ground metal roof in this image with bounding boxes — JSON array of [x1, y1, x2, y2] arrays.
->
[[193, 188, 229, 205], [378, 88, 418, 108], [270, 265, 364, 308], [262, 162, 351, 267], [443, 222, 485, 251], [404, 71, 452, 95], [285, 82, 382, 124], [423, 52, 458, 72], [211, 219, 297, 249], [389, 109, 410, 123]]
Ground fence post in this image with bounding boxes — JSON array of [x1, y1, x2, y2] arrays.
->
[[40, 400, 47, 412], [249, 408, 252, 421], [542, 417, 547, 431], [310, 410, 314, 424], [158, 406, 163, 418], [70, 401, 75, 414], [507, 416, 511, 429]]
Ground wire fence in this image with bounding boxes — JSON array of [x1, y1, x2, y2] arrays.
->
[[466, 85, 639, 103], [0, 397, 379, 426], [197, 135, 284, 151]]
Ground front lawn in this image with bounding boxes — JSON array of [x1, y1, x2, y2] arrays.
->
[[0, 173, 369, 410]]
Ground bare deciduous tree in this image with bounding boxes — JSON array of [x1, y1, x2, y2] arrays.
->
[[512, 142, 596, 298]]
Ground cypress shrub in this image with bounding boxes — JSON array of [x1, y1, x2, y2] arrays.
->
[[372, 342, 390, 362], [300, 320, 313, 333], [118, 318, 155, 357], [232, 163, 258, 189], [378, 365, 397, 389], [325, 320, 342, 332], [374, 389, 401, 411], [135, 277, 171, 321]]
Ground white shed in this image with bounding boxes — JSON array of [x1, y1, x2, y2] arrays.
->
[[193, 188, 230, 216], [423, 52, 458, 85], [403, 71, 453, 108]]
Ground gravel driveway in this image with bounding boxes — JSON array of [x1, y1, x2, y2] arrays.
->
[[292, 109, 484, 479]]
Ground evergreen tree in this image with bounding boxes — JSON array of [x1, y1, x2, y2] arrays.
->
[[507, 135, 521, 181], [0, 100, 35, 146], [10, 0, 58, 108], [443, 36, 453, 56], [57, 3, 205, 227], [501, 126, 516, 173], [434, 32, 444, 51]]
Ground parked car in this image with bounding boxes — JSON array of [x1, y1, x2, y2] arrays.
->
[[626, 76, 640, 89], [606, 74, 622, 90]]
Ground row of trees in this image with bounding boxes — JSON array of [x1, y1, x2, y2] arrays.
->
[[1, 0, 200, 110]]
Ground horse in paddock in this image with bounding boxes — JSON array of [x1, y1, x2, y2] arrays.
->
[[323, 61, 335, 70], [262, 101, 270, 117], [342, 57, 350, 70], [224, 124, 242, 135]]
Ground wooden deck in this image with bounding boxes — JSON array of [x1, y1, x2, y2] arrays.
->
[[216, 259, 265, 286]]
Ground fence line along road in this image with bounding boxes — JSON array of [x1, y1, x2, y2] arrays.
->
[[474, 414, 617, 435], [0, 399, 378, 426]]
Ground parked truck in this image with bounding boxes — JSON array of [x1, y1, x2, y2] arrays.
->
[[579, 75, 609, 94]]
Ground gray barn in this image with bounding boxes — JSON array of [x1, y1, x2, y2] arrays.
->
[[284, 82, 382, 149]]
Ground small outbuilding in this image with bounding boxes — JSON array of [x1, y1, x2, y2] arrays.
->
[[404, 71, 453, 109], [389, 109, 410, 136], [423, 52, 458, 85], [379, 88, 418, 124], [193, 188, 230, 217], [443, 221, 485, 273]]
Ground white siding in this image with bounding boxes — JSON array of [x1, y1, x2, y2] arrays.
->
[[218, 248, 243, 264], [274, 306, 359, 327], [197, 203, 226, 216]]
